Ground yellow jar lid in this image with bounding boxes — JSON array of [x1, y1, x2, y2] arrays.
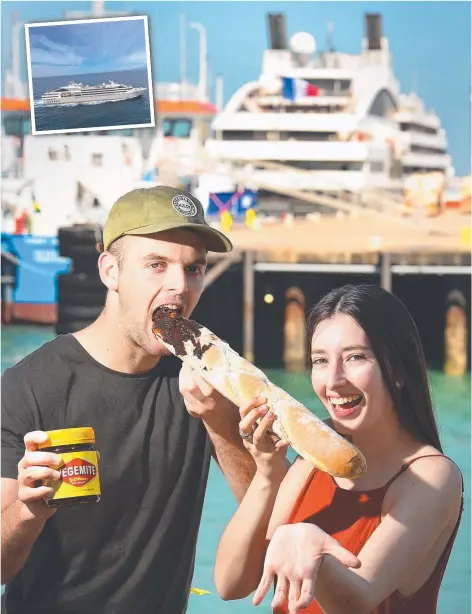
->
[[38, 427, 96, 448]]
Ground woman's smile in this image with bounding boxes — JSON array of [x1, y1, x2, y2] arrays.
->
[[328, 394, 364, 418]]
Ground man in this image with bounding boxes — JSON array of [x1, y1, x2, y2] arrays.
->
[[1, 186, 259, 614]]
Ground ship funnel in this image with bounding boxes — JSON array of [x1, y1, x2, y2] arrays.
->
[[267, 13, 287, 50], [365, 13, 382, 50]]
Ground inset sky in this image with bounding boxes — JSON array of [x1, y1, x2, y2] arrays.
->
[[27, 17, 148, 78]]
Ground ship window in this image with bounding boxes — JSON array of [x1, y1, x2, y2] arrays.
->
[[285, 131, 336, 141], [306, 79, 351, 96], [3, 114, 30, 137], [220, 130, 337, 141], [367, 89, 397, 117], [221, 130, 266, 140], [163, 118, 192, 138], [410, 144, 445, 154], [403, 166, 445, 175], [92, 153, 103, 167], [280, 160, 363, 171], [400, 122, 437, 135]]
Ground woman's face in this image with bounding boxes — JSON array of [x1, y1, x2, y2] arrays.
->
[[310, 314, 394, 435]]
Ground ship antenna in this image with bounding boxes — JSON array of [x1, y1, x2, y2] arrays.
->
[[180, 12, 187, 92], [9, 11, 23, 97], [326, 21, 334, 52]]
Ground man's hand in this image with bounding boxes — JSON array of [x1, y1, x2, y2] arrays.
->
[[1, 431, 62, 584], [179, 362, 256, 501], [16, 431, 62, 522], [179, 362, 238, 429]]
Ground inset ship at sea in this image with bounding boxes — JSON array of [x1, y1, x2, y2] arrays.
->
[[30, 68, 153, 132], [41, 79, 146, 106], [24, 15, 154, 133]]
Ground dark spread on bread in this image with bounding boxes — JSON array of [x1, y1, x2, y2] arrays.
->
[[152, 306, 212, 359]]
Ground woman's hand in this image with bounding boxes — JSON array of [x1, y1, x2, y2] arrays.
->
[[253, 523, 361, 613], [238, 397, 289, 480]]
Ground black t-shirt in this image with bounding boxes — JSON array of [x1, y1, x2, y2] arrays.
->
[[1, 334, 212, 614]]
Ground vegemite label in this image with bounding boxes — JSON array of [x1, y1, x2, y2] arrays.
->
[[46, 451, 101, 500]]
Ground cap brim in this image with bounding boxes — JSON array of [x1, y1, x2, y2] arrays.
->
[[123, 221, 233, 253]]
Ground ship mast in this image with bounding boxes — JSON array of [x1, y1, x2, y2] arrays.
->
[[5, 12, 25, 98], [92, 0, 104, 16], [65, 0, 127, 19]]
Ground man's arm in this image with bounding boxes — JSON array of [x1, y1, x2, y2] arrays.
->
[[2, 480, 48, 584], [206, 414, 256, 502], [179, 363, 256, 501], [1, 433, 61, 584]]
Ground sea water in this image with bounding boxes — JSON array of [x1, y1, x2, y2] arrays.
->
[[1, 326, 470, 613]]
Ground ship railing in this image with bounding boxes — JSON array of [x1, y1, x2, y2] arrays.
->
[[213, 159, 459, 234], [215, 159, 403, 215]]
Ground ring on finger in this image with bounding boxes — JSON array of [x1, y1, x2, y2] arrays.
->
[[239, 429, 254, 442]]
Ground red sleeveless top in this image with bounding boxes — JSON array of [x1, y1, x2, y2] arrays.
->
[[276, 455, 463, 614]]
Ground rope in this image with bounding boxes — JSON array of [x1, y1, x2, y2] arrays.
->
[[1, 250, 64, 277]]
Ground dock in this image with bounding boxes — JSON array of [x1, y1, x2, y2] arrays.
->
[[211, 209, 469, 260], [202, 209, 471, 366]]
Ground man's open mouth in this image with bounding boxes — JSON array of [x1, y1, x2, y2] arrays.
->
[[151, 306, 211, 359], [153, 304, 183, 317]]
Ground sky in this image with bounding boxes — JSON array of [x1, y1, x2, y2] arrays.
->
[[1, 1, 471, 175], [26, 17, 148, 77]]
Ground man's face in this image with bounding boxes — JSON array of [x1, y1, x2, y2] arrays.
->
[[107, 228, 207, 356]]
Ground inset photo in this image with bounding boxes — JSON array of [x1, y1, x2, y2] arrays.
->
[[25, 15, 155, 135]]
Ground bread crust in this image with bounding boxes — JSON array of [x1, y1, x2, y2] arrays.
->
[[153, 318, 367, 479]]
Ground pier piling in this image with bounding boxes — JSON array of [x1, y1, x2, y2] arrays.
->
[[380, 252, 392, 292], [243, 250, 255, 362]]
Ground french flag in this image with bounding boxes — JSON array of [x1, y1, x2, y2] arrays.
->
[[282, 77, 319, 101]]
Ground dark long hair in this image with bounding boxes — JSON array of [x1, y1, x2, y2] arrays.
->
[[307, 284, 443, 452]]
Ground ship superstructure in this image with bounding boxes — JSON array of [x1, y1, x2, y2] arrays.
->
[[203, 13, 453, 200]]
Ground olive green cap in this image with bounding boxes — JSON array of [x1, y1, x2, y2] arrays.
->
[[102, 185, 232, 252]]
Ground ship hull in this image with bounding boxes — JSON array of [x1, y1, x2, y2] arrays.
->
[[1, 234, 69, 325], [41, 89, 144, 106], [2, 301, 57, 325]]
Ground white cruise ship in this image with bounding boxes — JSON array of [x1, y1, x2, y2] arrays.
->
[[41, 80, 146, 106], [202, 13, 453, 209]]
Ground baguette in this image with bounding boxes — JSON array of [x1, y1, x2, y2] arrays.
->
[[152, 308, 366, 479]]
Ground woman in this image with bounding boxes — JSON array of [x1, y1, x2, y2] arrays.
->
[[214, 284, 463, 614]]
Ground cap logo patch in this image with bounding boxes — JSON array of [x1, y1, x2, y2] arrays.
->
[[172, 195, 197, 217]]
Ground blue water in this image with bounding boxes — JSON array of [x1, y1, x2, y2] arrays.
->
[[31, 69, 153, 132], [1, 326, 470, 613]]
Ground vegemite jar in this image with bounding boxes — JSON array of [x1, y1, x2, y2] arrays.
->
[[38, 427, 101, 508]]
